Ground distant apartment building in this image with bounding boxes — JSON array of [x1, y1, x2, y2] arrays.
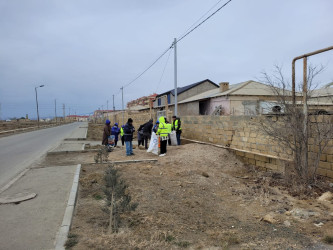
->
[[67, 115, 89, 122], [127, 93, 157, 110]]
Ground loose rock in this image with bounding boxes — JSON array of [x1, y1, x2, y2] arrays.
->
[[202, 172, 209, 178], [317, 191, 333, 202], [261, 214, 278, 224], [283, 220, 291, 227]]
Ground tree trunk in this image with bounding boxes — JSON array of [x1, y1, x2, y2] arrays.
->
[[109, 192, 114, 233]]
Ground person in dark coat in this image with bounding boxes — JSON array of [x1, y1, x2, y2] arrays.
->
[[102, 119, 111, 145], [111, 123, 121, 146], [142, 119, 153, 149], [123, 118, 135, 156], [137, 124, 144, 146]]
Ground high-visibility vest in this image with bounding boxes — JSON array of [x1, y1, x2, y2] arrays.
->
[[157, 123, 168, 137], [173, 119, 181, 131], [166, 123, 172, 134], [120, 127, 124, 136]]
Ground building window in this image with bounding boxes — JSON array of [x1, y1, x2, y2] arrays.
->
[[167, 94, 171, 104], [158, 98, 161, 106]]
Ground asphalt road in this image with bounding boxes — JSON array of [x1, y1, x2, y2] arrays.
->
[[0, 122, 83, 189]]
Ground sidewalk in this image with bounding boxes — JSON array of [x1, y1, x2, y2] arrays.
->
[[0, 123, 88, 250], [48, 123, 88, 153], [0, 165, 77, 250], [65, 122, 88, 140]]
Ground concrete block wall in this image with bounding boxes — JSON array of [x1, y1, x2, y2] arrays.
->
[[181, 115, 333, 178], [107, 111, 155, 132]]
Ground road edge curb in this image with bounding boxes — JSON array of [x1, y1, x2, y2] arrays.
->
[[54, 164, 81, 250], [0, 168, 30, 194]]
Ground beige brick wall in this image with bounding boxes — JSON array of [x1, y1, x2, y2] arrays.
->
[[182, 115, 333, 178]]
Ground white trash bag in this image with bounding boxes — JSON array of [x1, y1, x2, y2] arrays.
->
[[147, 132, 158, 155], [170, 131, 177, 146]]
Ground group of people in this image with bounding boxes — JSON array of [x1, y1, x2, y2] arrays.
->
[[102, 118, 136, 155], [155, 115, 182, 156], [102, 115, 182, 157]]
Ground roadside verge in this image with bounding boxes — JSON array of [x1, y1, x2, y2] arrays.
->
[[55, 164, 81, 250]]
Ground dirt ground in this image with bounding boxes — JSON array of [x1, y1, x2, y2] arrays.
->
[[0, 120, 39, 132], [66, 143, 333, 249], [0, 120, 60, 138], [86, 123, 104, 141]]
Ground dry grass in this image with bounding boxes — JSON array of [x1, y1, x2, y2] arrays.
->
[[69, 143, 333, 249]]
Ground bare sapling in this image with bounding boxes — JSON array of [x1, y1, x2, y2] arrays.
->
[[258, 65, 333, 188], [103, 164, 138, 233]]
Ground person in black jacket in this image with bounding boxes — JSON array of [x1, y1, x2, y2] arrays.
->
[[142, 119, 153, 149], [137, 124, 144, 147], [123, 118, 135, 156]]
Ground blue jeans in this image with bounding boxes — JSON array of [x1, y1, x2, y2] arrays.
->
[[176, 132, 181, 145], [125, 141, 133, 155]]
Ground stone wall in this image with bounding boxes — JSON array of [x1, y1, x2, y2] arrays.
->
[[181, 115, 333, 179]]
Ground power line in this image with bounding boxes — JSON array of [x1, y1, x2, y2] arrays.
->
[[177, 0, 233, 43], [123, 44, 173, 89], [155, 48, 173, 93], [120, 0, 233, 91], [178, 0, 225, 39]]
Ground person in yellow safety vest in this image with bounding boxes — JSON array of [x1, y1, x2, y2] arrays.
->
[[156, 116, 169, 156], [165, 118, 172, 146], [120, 125, 125, 146], [172, 115, 182, 145]]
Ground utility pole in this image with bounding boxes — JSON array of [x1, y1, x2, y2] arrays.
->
[[35, 84, 45, 127], [0, 102, 2, 121], [174, 38, 178, 116], [121, 87, 124, 125], [113, 94, 115, 112], [54, 99, 57, 123], [107, 100, 109, 110], [63, 104, 65, 123]]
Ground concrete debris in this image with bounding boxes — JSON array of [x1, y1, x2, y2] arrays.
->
[[283, 220, 291, 227], [0, 192, 37, 204], [317, 191, 333, 202], [286, 208, 320, 220], [261, 213, 278, 224], [314, 222, 324, 228]]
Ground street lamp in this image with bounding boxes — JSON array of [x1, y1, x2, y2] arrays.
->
[[35, 84, 45, 127]]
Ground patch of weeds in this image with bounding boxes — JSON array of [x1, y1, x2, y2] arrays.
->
[[165, 235, 175, 242], [93, 194, 103, 200], [65, 233, 78, 249], [323, 235, 333, 244], [103, 164, 138, 233], [94, 146, 110, 163], [174, 241, 190, 248], [227, 236, 240, 245]]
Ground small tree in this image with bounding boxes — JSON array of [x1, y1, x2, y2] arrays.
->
[[94, 146, 110, 163], [103, 165, 137, 233], [258, 65, 333, 186]]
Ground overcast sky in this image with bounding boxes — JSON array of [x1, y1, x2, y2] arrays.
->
[[0, 0, 332, 119]]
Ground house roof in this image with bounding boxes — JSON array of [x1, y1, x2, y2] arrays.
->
[[156, 79, 218, 98], [127, 105, 150, 111], [179, 80, 296, 104], [311, 83, 333, 97]]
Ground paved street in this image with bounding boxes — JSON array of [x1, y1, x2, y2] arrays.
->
[[0, 122, 86, 189], [0, 122, 88, 249]]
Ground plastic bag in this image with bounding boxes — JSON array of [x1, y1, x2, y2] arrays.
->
[[170, 131, 177, 146], [108, 135, 115, 146], [147, 132, 158, 155]]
